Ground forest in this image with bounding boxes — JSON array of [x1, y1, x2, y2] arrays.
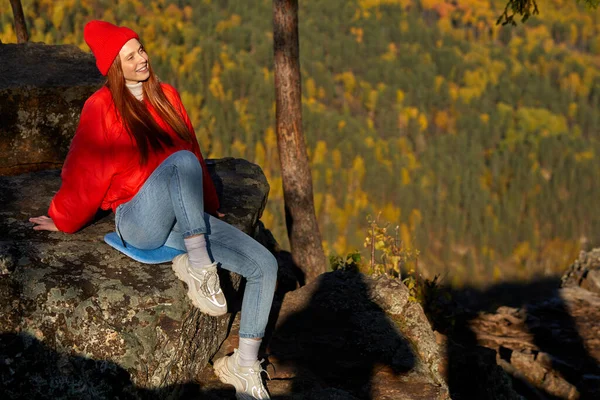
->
[[1, 0, 599, 286]]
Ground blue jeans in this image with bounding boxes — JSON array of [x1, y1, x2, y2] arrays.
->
[[115, 151, 277, 338]]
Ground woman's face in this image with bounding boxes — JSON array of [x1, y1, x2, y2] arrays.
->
[[118, 38, 150, 85]]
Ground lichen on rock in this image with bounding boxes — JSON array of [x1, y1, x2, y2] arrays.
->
[[0, 159, 270, 397]]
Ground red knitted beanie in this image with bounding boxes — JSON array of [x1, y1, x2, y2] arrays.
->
[[84, 20, 139, 76]]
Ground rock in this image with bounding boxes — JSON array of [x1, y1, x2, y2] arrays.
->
[[466, 254, 600, 399], [584, 270, 600, 293], [562, 248, 600, 294], [0, 43, 104, 175], [264, 271, 450, 399], [202, 270, 450, 398], [370, 276, 447, 383], [210, 157, 269, 235], [444, 340, 523, 400], [508, 350, 578, 399], [0, 158, 269, 398]]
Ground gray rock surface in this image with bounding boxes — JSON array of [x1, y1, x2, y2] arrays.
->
[[0, 158, 269, 398], [0, 43, 104, 175], [562, 248, 600, 294], [210, 157, 270, 235]]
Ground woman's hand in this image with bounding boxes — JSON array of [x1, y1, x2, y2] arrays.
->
[[29, 216, 59, 232], [216, 211, 226, 218]]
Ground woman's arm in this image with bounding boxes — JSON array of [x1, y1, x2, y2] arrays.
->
[[42, 96, 115, 233]]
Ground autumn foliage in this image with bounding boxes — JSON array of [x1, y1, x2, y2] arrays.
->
[[2, 0, 598, 286]]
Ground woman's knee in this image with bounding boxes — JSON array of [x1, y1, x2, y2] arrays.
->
[[166, 150, 202, 173], [263, 251, 279, 280], [250, 248, 278, 283]]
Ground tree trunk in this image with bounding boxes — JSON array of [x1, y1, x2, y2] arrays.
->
[[9, 0, 29, 43], [272, 0, 326, 283]]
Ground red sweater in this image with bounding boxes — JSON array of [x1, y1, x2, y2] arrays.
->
[[49, 83, 220, 233]]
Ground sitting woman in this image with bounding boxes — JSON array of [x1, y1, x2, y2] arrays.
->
[[29, 20, 275, 400]]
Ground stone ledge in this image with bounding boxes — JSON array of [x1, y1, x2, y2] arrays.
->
[[0, 43, 104, 175], [0, 158, 269, 394]]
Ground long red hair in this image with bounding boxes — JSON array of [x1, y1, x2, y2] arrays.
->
[[106, 55, 192, 164]]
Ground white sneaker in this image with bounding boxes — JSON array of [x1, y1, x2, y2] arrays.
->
[[172, 254, 227, 316], [213, 349, 271, 399]]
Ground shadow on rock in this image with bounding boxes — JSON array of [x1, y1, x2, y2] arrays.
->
[[267, 269, 417, 399], [424, 276, 600, 399], [0, 331, 242, 399]]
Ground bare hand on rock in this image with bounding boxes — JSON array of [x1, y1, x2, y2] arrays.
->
[[29, 215, 59, 232]]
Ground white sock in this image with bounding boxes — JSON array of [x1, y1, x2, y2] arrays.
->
[[237, 338, 262, 368], [184, 235, 213, 269]]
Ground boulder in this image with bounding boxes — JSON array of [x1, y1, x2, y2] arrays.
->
[[0, 43, 104, 175], [0, 158, 270, 398], [562, 248, 600, 294], [462, 248, 600, 399], [207, 270, 451, 399]]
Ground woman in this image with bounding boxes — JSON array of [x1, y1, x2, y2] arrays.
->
[[29, 20, 275, 400]]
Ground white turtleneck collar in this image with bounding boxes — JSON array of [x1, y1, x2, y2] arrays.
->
[[126, 82, 144, 101]]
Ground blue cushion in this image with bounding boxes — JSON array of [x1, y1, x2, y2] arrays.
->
[[104, 232, 185, 264]]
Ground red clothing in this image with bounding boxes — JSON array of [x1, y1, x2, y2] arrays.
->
[[49, 83, 220, 233]]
